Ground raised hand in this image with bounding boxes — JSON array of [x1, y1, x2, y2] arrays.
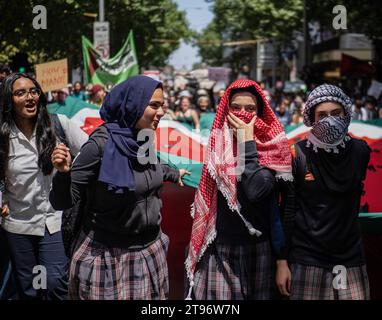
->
[[51, 143, 72, 173], [227, 112, 257, 143]]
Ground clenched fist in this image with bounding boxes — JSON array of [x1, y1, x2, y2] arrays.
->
[[51, 143, 72, 173]]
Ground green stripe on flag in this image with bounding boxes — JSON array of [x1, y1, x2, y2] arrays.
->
[[47, 96, 101, 128], [358, 213, 382, 235], [157, 151, 203, 188]]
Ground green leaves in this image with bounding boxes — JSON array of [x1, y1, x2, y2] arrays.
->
[[197, 0, 303, 67], [0, 0, 190, 69]]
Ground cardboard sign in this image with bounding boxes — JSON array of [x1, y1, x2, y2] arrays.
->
[[35, 59, 68, 92], [367, 80, 382, 100], [208, 67, 230, 83]]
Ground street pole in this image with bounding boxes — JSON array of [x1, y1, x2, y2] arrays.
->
[[94, 0, 109, 59], [303, 0, 308, 67], [99, 0, 105, 22]]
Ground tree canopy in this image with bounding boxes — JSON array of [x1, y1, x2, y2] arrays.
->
[[196, 0, 303, 68], [0, 0, 190, 69], [196, 0, 382, 76]]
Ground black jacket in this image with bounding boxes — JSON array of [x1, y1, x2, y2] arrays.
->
[[50, 126, 180, 249]]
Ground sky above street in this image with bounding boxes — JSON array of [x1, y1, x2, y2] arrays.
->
[[168, 0, 214, 70]]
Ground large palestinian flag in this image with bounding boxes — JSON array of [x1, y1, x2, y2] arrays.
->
[[158, 119, 382, 216], [49, 107, 382, 299], [285, 120, 382, 216], [285, 120, 382, 234], [49, 100, 382, 228], [47, 96, 103, 133]]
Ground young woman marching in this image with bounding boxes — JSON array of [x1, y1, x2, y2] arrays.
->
[[276, 84, 371, 300], [0, 73, 87, 299], [185, 79, 293, 300], [49, 75, 189, 300]]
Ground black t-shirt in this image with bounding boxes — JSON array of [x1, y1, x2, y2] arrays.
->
[[288, 138, 371, 268]]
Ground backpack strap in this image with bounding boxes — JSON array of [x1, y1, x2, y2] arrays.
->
[[88, 125, 108, 159]]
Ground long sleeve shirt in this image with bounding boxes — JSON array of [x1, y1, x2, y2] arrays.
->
[[216, 140, 277, 245], [49, 126, 180, 249], [1, 114, 87, 236], [282, 138, 370, 268]]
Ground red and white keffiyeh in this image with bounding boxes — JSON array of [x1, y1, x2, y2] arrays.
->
[[185, 79, 293, 298]]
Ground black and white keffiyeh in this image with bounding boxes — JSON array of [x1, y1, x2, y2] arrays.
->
[[304, 84, 353, 153]]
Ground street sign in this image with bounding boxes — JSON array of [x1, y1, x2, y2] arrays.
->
[[367, 80, 382, 100], [257, 41, 275, 68], [94, 21, 110, 59]]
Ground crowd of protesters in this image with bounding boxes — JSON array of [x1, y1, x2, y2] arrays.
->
[[0, 62, 380, 301]]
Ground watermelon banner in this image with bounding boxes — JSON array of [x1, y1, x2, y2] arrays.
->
[[82, 30, 139, 85], [284, 120, 382, 234], [48, 101, 382, 232], [156, 120, 209, 188], [47, 96, 101, 132], [48, 100, 382, 213], [158, 118, 382, 216], [285, 120, 382, 215]]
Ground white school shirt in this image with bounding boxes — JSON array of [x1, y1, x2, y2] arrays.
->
[[1, 114, 88, 236]]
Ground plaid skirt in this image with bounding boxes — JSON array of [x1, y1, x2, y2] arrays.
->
[[290, 263, 370, 300], [69, 231, 170, 300], [189, 241, 275, 300]]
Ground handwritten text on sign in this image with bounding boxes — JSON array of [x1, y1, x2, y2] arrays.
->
[[35, 59, 68, 92]]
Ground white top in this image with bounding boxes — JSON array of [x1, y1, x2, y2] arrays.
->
[[351, 105, 367, 121], [1, 114, 88, 236]]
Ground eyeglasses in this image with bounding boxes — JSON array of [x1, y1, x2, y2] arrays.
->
[[12, 87, 41, 99]]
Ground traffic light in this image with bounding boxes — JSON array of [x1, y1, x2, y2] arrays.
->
[[10, 52, 32, 73]]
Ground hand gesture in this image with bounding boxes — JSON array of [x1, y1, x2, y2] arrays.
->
[[52, 143, 72, 173], [178, 169, 191, 187], [1, 204, 9, 217], [227, 112, 257, 143]]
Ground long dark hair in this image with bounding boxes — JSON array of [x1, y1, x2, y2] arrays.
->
[[0, 73, 57, 181]]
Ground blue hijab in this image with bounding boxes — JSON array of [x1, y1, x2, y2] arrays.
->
[[98, 75, 161, 192]]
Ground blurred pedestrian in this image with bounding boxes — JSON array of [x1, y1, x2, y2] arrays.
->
[[88, 84, 106, 107], [364, 96, 378, 120], [161, 95, 176, 120], [57, 87, 70, 105], [175, 96, 200, 131], [71, 81, 87, 101], [196, 96, 215, 132], [352, 99, 367, 121], [275, 99, 291, 127]]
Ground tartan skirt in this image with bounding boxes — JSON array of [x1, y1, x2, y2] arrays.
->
[[68, 231, 170, 300], [189, 241, 275, 300], [290, 263, 370, 300]]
